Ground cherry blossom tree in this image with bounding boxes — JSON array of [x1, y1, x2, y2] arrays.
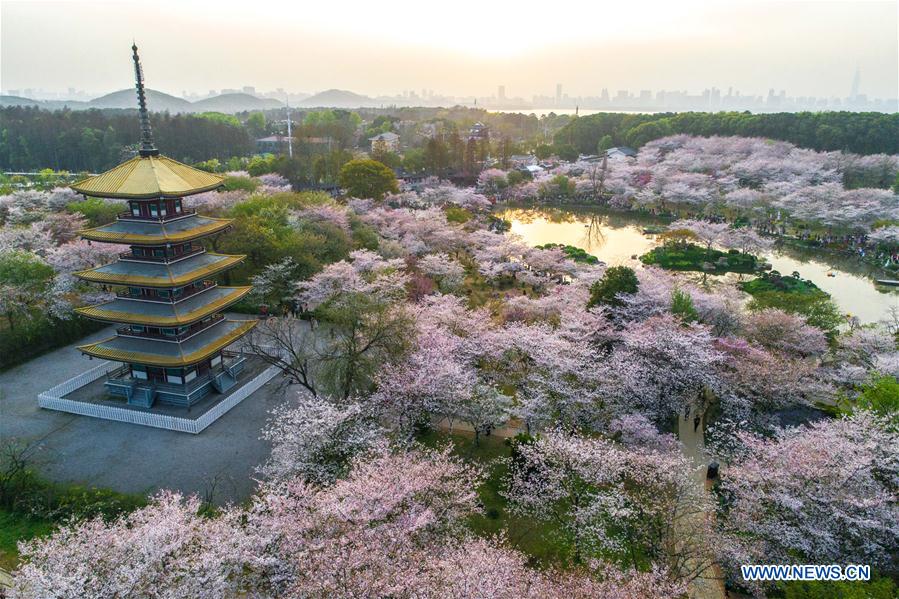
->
[[13, 491, 252, 599], [44, 239, 120, 273], [452, 383, 514, 446], [417, 253, 466, 292], [504, 431, 715, 582], [603, 314, 725, 421], [741, 308, 828, 357], [259, 391, 383, 484], [716, 412, 899, 572], [668, 219, 731, 253], [715, 337, 829, 414]]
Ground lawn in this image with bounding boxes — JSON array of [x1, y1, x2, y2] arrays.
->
[[417, 430, 574, 566], [0, 510, 54, 571]]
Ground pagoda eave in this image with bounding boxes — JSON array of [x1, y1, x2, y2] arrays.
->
[[71, 185, 224, 200], [74, 253, 246, 288], [77, 319, 257, 368], [78, 217, 233, 245], [74, 286, 252, 326]]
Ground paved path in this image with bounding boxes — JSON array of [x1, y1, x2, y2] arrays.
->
[[0, 325, 292, 504], [678, 407, 727, 599]]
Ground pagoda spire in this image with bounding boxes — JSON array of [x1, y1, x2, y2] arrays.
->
[[132, 43, 159, 157]]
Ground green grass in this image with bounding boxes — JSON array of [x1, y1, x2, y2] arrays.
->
[[640, 242, 758, 274], [417, 430, 573, 566], [0, 509, 54, 571]]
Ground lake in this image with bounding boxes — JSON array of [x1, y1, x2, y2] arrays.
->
[[498, 206, 899, 324]]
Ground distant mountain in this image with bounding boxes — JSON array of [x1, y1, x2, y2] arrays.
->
[[0, 95, 41, 107], [191, 93, 283, 113], [0, 95, 89, 110], [88, 88, 193, 112], [2, 88, 387, 113], [300, 89, 378, 108]]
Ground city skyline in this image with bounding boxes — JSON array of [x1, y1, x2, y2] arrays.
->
[[5, 73, 894, 114]]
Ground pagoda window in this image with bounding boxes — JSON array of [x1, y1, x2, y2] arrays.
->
[[130, 202, 140, 216], [184, 367, 197, 383], [165, 368, 183, 385], [132, 325, 145, 333], [152, 248, 165, 258], [160, 202, 167, 216], [128, 286, 141, 297], [210, 355, 222, 367], [162, 328, 177, 337], [172, 287, 183, 298], [132, 364, 148, 380], [158, 289, 170, 298], [149, 203, 159, 217], [174, 199, 182, 214]]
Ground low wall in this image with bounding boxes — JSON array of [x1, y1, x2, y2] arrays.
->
[[37, 360, 280, 434]]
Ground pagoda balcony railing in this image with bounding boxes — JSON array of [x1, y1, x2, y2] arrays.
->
[[116, 281, 216, 302], [116, 314, 224, 341], [117, 208, 197, 222], [118, 246, 205, 263], [106, 356, 244, 395]]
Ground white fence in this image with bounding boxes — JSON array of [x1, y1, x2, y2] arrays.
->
[[37, 362, 280, 434]]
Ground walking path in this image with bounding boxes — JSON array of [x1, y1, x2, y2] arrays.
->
[[678, 407, 727, 599]]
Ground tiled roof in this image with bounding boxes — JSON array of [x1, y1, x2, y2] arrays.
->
[[77, 319, 257, 367], [74, 286, 251, 326], [79, 214, 233, 245], [71, 155, 224, 199], [74, 252, 245, 288]]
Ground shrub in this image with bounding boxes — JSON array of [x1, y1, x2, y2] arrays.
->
[[221, 176, 259, 192], [588, 266, 639, 308], [66, 197, 120, 226]]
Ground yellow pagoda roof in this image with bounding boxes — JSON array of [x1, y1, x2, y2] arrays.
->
[[79, 214, 233, 245], [74, 252, 245, 288], [77, 319, 257, 367], [71, 155, 224, 199], [74, 286, 251, 326]]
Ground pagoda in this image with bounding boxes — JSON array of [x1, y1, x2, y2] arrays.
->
[[70, 45, 256, 409]]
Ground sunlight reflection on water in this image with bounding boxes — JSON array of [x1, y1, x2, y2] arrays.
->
[[500, 207, 899, 324]]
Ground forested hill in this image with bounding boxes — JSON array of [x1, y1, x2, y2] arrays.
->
[[554, 111, 899, 156], [0, 106, 253, 172]]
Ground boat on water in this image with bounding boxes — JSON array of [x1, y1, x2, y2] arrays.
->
[[874, 279, 899, 286]]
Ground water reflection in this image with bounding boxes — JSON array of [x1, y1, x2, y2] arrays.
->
[[498, 206, 899, 324]]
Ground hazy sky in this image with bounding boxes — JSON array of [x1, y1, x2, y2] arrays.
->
[[2, 0, 897, 99]]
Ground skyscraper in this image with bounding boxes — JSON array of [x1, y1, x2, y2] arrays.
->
[[555, 83, 562, 105], [850, 66, 861, 101]]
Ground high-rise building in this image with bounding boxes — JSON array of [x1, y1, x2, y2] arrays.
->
[[850, 66, 861, 101], [555, 83, 562, 105], [498, 85, 506, 100]]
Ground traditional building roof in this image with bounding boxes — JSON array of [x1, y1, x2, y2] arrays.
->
[[74, 286, 251, 326], [79, 213, 233, 245], [78, 319, 257, 367], [74, 252, 244, 288], [71, 155, 224, 199], [369, 132, 400, 142]]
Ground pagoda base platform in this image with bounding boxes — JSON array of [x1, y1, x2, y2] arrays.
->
[[37, 355, 279, 434]]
